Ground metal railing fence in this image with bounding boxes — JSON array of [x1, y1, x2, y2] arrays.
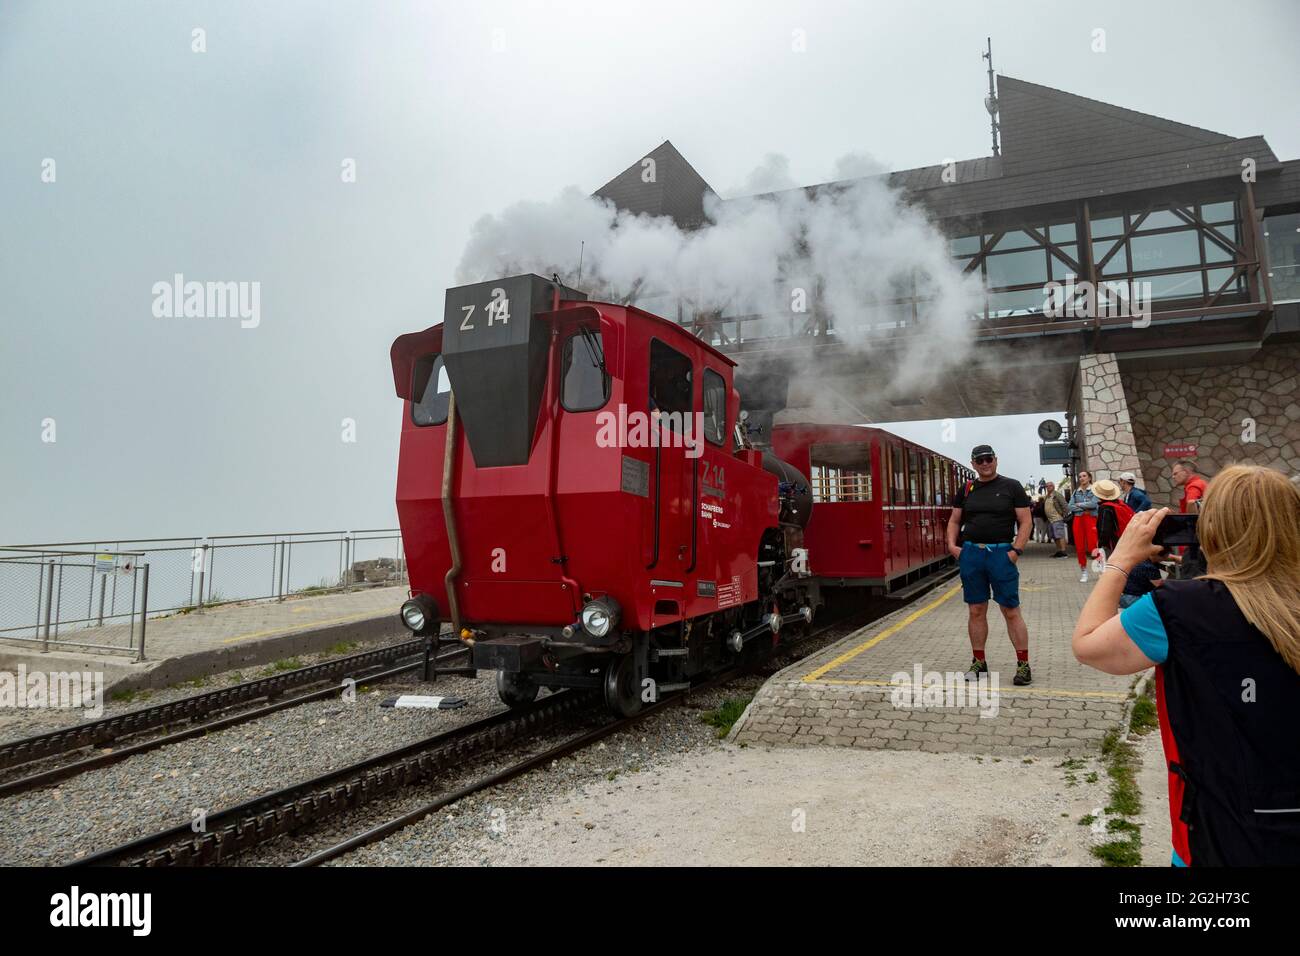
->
[[0, 529, 405, 659]]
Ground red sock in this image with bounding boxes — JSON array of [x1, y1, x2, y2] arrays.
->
[[972, 649, 986, 661], [1016, 649, 1029, 662]]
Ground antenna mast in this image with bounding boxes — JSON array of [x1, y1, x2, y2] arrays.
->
[[982, 37, 1000, 158]]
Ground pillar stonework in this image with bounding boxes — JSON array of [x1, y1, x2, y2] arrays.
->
[[1075, 352, 1142, 481], [1124, 343, 1300, 508]]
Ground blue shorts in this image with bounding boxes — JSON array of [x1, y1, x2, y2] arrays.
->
[[959, 543, 1020, 608]]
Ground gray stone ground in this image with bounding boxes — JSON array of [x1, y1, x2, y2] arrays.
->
[[732, 548, 1134, 756], [419, 744, 1114, 866]]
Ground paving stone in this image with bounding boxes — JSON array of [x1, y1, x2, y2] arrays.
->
[[733, 550, 1136, 755]]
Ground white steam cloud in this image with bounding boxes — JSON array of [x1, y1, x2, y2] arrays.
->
[[456, 154, 983, 394]]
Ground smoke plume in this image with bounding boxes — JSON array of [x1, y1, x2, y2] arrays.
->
[[456, 154, 983, 395]]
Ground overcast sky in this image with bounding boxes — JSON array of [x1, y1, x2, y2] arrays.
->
[[2, 0, 1296, 543]]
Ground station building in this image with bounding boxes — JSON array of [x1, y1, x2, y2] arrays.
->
[[592, 75, 1300, 504]]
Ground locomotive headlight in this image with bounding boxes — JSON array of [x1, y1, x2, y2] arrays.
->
[[580, 597, 620, 638], [400, 595, 438, 635]]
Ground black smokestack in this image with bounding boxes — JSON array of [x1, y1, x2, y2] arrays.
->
[[440, 274, 585, 467]]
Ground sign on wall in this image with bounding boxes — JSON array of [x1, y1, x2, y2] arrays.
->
[[1162, 442, 1198, 458]]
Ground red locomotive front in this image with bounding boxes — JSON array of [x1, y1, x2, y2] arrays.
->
[[390, 275, 817, 715]]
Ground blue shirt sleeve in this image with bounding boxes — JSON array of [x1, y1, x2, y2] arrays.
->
[[1119, 592, 1169, 664]]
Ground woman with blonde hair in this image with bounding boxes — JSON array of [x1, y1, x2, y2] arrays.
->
[[1072, 464, 1300, 866]]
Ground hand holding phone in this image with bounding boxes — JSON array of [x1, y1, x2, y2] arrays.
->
[[1153, 513, 1198, 548]]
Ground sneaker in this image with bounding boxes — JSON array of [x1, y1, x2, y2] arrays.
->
[[1080, 569, 1089, 583], [1052, 551, 1068, 558], [1014, 661, 1032, 685], [965, 657, 989, 681]]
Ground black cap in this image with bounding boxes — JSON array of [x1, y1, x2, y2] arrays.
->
[[971, 445, 995, 459]]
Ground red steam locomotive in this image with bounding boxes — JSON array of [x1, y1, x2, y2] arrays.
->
[[389, 275, 966, 715], [390, 275, 818, 716]]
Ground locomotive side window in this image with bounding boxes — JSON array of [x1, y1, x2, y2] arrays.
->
[[702, 368, 727, 446], [648, 339, 693, 432], [561, 331, 610, 412], [411, 354, 451, 426]]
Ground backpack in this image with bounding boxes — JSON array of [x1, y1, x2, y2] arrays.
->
[[1097, 499, 1135, 551]]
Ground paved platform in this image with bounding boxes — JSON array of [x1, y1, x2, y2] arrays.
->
[[0, 586, 409, 693], [731, 548, 1139, 757]]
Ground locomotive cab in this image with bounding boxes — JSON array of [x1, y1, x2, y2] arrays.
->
[[390, 274, 817, 716]]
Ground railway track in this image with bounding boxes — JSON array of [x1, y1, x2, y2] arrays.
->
[[68, 689, 593, 867], [294, 611, 876, 865], [0, 638, 468, 798], [67, 598, 903, 868]]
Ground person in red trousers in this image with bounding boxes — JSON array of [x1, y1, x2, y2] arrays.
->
[[1067, 469, 1100, 583]]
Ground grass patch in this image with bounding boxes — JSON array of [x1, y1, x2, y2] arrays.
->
[[1129, 684, 1158, 736], [1092, 835, 1143, 867], [263, 657, 304, 675], [1089, 722, 1145, 866], [326, 641, 359, 656], [699, 695, 753, 738], [111, 688, 151, 704]]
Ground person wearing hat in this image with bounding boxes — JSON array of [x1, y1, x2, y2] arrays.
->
[[1118, 471, 1152, 513], [946, 444, 1034, 685], [1094, 479, 1136, 555]]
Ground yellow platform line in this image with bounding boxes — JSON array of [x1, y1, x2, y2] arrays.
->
[[218, 611, 387, 645], [801, 584, 961, 683], [817, 678, 1126, 700]]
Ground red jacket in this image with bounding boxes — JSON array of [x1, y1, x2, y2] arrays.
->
[[1180, 475, 1207, 513]]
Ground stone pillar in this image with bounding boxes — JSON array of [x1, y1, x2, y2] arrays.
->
[[1075, 353, 1142, 481]]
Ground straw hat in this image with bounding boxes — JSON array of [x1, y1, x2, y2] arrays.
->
[[1093, 479, 1122, 501]]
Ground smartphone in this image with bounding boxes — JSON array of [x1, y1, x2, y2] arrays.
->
[[1153, 513, 1198, 547]]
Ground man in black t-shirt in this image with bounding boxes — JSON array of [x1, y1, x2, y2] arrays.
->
[[946, 444, 1034, 685]]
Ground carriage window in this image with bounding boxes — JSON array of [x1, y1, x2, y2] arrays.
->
[[702, 369, 727, 446], [809, 442, 872, 502], [890, 445, 907, 505], [561, 331, 610, 412], [649, 339, 693, 432], [411, 354, 450, 426], [908, 450, 922, 504]]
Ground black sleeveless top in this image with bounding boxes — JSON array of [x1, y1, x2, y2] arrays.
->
[[1152, 579, 1300, 865]]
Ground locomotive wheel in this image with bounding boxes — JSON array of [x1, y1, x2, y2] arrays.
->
[[496, 670, 539, 708], [603, 653, 642, 718]]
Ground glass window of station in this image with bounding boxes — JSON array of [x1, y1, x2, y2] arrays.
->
[[948, 199, 1248, 319], [1264, 211, 1300, 303]]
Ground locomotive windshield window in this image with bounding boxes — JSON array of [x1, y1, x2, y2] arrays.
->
[[649, 339, 693, 432], [411, 354, 450, 426], [561, 331, 610, 412], [702, 369, 727, 445]]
